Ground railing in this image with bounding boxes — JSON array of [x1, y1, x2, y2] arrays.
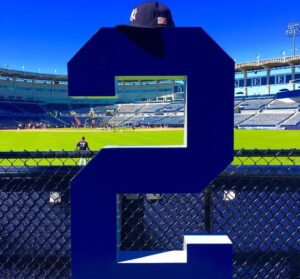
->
[[236, 55, 300, 71]]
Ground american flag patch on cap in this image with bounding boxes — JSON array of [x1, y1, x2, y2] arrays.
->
[[157, 17, 167, 25]]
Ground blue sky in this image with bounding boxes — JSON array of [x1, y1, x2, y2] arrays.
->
[[1, 0, 300, 74]]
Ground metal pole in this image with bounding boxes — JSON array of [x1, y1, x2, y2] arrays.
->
[[265, 67, 271, 94], [286, 22, 299, 57], [293, 36, 296, 57], [243, 70, 248, 96], [204, 187, 213, 233]]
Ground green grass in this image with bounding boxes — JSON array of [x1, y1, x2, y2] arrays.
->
[[234, 129, 300, 149], [0, 129, 298, 165], [0, 129, 184, 151], [0, 129, 299, 151]]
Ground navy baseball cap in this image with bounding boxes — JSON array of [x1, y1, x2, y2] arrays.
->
[[127, 1, 175, 28]]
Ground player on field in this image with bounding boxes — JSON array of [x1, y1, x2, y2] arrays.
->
[[76, 136, 90, 165]]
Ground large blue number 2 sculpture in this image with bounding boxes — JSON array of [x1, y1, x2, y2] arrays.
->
[[68, 27, 234, 279]]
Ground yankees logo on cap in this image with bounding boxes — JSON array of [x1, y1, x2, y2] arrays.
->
[[127, 1, 175, 28], [130, 8, 138, 22]]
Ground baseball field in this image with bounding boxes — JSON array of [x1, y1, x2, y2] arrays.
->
[[0, 128, 299, 151]]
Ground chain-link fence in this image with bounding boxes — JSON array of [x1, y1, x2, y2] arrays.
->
[[0, 150, 299, 278]]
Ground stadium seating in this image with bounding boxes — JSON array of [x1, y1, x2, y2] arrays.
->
[[162, 103, 184, 113], [140, 103, 169, 113], [108, 116, 131, 126], [0, 116, 18, 128], [0, 102, 22, 114], [156, 116, 184, 126], [123, 116, 145, 126], [71, 107, 91, 114], [96, 116, 112, 126], [15, 103, 45, 114], [266, 99, 298, 110], [47, 116, 67, 127], [0, 96, 299, 130], [70, 104, 90, 110], [239, 99, 272, 111], [234, 100, 244, 108], [93, 106, 106, 114], [281, 113, 300, 127], [43, 103, 71, 112], [234, 113, 255, 126], [139, 115, 168, 125], [240, 113, 293, 127], [0, 115, 64, 129], [57, 116, 75, 126], [118, 104, 145, 114]]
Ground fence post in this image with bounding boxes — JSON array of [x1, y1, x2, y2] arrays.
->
[[204, 187, 213, 233]]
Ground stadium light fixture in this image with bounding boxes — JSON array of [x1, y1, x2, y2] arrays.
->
[[286, 22, 300, 57], [256, 54, 260, 64], [281, 50, 286, 61]]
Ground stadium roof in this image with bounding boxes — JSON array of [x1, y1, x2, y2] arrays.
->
[[0, 68, 67, 82], [235, 55, 300, 72], [1, 55, 300, 81]]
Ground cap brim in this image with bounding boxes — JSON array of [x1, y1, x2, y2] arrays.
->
[[116, 24, 158, 29]]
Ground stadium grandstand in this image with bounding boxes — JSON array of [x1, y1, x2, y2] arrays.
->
[[1, 55, 300, 129], [0, 67, 185, 129], [234, 55, 300, 129], [235, 55, 300, 95]]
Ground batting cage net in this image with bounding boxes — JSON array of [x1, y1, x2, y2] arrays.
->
[[0, 150, 299, 278]]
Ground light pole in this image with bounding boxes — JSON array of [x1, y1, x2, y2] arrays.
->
[[286, 22, 300, 57], [281, 50, 286, 61], [256, 54, 260, 65]]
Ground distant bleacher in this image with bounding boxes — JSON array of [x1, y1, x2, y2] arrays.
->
[[140, 115, 168, 125], [109, 116, 131, 126], [281, 113, 300, 127], [96, 116, 112, 126], [118, 104, 144, 114], [157, 116, 184, 126], [43, 103, 70, 112], [239, 113, 293, 127], [75, 108, 91, 114], [123, 116, 145, 126], [57, 116, 74, 125], [234, 113, 255, 126], [162, 103, 184, 113], [266, 99, 298, 110], [70, 104, 90, 110], [239, 99, 272, 111], [0, 116, 18, 129], [234, 100, 243, 108], [0, 115, 62, 129], [93, 106, 107, 114], [0, 102, 23, 114], [15, 103, 45, 114], [141, 103, 169, 113], [0, 96, 299, 130]]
